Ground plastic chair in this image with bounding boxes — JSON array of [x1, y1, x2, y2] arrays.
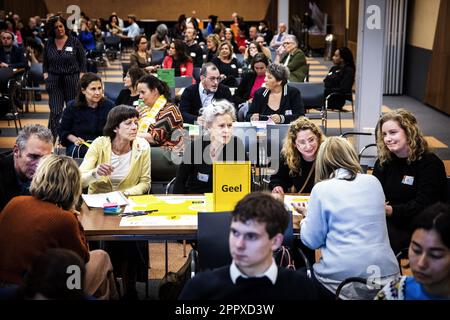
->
[[234, 53, 244, 67], [174, 76, 193, 88], [21, 63, 46, 113], [104, 36, 122, 60], [335, 277, 382, 300], [0, 68, 22, 133], [325, 92, 354, 134], [103, 81, 124, 102], [121, 62, 130, 78], [151, 50, 165, 65], [193, 67, 201, 83], [150, 147, 179, 194]]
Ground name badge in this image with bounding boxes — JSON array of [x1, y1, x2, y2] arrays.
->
[[197, 172, 209, 183], [65, 46, 73, 52], [190, 52, 196, 57], [181, 67, 186, 72], [231, 64, 237, 69], [402, 175, 414, 186], [285, 110, 293, 115], [148, 57, 152, 62]]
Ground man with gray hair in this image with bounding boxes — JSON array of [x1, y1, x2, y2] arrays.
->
[[0, 124, 53, 210], [179, 62, 233, 124]]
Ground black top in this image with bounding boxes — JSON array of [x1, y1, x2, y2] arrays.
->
[[173, 136, 246, 194], [233, 71, 257, 105], [179, 83, 233, 124], [323, 64, 355, 97], [0, 46, 27, 69], [186, 43, 204, 68], [115, 88, 140, 107], [373, 152, 447, 228], [211, 57, 239, 87], [205, 49, 217, 63], [58, 98, 115, 147], [0, 154, 30, 211], [179, 265, 317, 300], [269, 155, 315, 193], [43, 35, 86, 75], [246, 86, 305, 123]]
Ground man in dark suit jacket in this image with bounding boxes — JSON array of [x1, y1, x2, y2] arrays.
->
[[0, 124, 53, 211], [179, 62, 233, 124], [0, 31, 27, 69], [179, 192, 317, 300], [184, 28, 204, 68]]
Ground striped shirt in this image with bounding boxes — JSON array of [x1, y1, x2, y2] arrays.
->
[[43, 35, 87, 75]]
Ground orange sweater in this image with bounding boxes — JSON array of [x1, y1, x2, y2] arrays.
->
[[0, 196, 89, 284]]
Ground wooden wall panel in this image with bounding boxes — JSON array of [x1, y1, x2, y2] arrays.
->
[[424, 0, 450, 115], [3, 0, 47, 20], [42, 0, 270, 21]]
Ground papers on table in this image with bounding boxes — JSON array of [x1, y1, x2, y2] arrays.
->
[[82, 191, 128, 208], [284, 195, 310, 215], [119, 214, 197, 227]]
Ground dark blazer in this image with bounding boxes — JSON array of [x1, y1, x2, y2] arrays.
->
[[233, 71, 257, 105], [0, 46, 27, 69], [246, 85, 304, 123], [0, 154, 29, 211], [179, 83, 232, 124], [323, 64, 355, 97]]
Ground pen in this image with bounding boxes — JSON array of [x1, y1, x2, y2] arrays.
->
[[106, 197, 111, 203], [122, 210, 158, 217]]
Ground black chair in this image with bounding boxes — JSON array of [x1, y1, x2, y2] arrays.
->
[[335, 277, 382, 300], [21, 63, 46, 113], [288, 82, 327, 132], [175, 76, 193, 88], [232, 124, 260, 189], [104, 36, 122, 60], [150, 147, 180, 194], [103, 81, 124, 102], [340, 131, 377, 173], [0, 68, 22, 133], [325, 92, 354, 134], [151, 50, 165, 65]]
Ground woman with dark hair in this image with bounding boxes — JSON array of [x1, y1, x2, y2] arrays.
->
[[129, 35, 157, 73], [323, 47, 356, 109], [115, 66, 147, 106], [234, 53, 269, 106], [223, 28, 239, 54], [242, 41, 263, 71], [59, 73, 115, 158], [376, 202, 450, 300], [373, 109, 447, 253], [43, 15, 86, 139], [136, 74, 183, 148], [212, 41, 240, 87], [246, 63, 304, 124], [106, 15, 122, 36], [162, 39, 194, 79]]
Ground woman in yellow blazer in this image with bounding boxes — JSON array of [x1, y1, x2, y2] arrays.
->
[[79, 105, 151, 299], [80, 105, 151, 195]]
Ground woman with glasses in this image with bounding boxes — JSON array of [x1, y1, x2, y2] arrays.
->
[[59, 73, 115, 159], [129, 35, 157, 73], [212, 41, 240, 87], [270, 117, 325, 194], [115, 66, 147, 107], [162, 39, 194, 80], [246, 63, 304, 124], [173, 100, 245, 194], [279, 35, 308, 82]]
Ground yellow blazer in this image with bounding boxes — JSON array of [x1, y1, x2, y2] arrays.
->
[[80, 136, 151, 195]]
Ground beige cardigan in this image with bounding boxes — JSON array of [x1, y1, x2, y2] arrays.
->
[[80, 136, 151, 195]]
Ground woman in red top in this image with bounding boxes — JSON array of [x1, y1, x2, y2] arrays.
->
[[162, 39, 194, 83]]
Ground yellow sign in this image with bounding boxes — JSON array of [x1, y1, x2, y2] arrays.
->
[[213, 162, 251, 211]]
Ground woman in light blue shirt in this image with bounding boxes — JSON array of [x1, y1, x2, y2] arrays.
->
[[298, 137, 400, 300]]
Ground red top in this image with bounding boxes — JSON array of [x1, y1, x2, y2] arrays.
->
[[250, 75, 265, 100], [162, 56, 195, 84]]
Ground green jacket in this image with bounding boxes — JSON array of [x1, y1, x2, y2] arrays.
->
[[80, 136, 151, 195], [280, 49, 308, 82]]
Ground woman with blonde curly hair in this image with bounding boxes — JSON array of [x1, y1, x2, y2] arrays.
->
[[373, 108, 447, 253], [270, 117, 325, 194]]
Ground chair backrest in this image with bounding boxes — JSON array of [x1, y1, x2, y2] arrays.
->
[[197, 211, 294, 271], [103, 81, 124, 102], [237, 103, 249, 122], [305, 64, 310, 82], [193, 67, 201, 82], [289, 82, 324, 109], [151, 50, 165, 65], [175, 76, 193, 88], [150, 147, 180, 194], [104, 36, 121, 46], [235, 53, 244, 67], [0, 68, 14, 93], [29, 63, 44, 84], [235, 77, 242, 86], [122, 62, 130, 78], [232, 124, 258, 164], [265, 123, 290, 159]]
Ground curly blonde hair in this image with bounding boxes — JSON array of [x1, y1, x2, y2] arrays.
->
[[376, 108, 428, 166], [281, 117, 325, 176]]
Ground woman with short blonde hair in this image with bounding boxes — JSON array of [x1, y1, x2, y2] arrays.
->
[[299, 136, 399, 300], [373, 108, 447, 253]]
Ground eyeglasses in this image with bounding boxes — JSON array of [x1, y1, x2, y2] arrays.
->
[[206, 76, 221, 82], [2, 37, 12, 40], [283, 42, 294, 46]]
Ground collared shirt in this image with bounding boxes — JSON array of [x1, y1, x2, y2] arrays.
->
[[199, 82, 214, 108], [283, 54, 291, 67], [229, 258, 278, 285]]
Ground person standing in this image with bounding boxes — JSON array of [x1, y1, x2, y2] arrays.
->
[[43, 16, 86, 139]]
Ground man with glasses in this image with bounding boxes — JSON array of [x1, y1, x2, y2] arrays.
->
[[179, 62, 233, 124], [0, 124, 53, 210], [0, 31, 26, 69]]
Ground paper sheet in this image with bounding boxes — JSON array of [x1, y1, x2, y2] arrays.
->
[[82, 191, 128, 208], [119, 214, 197, 227], [284, 195, 310, 215]]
